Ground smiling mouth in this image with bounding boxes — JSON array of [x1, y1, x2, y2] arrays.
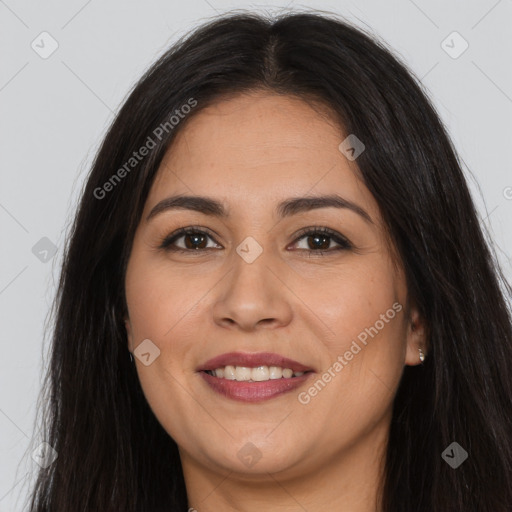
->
[[197, 351, 315, 401]]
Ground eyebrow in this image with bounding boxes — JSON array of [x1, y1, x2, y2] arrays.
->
[[146, 194, 373, 224]]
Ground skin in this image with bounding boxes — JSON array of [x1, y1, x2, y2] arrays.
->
[[124, 90, 426, 512]]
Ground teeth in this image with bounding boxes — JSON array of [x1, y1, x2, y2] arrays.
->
[[252, 366, 270, 381], [282, 368, 293, 378], [269, 366, 282, 379], [235, 366, 252, 381], [224, 365, 236, 380], [206, 365, 307, 381]]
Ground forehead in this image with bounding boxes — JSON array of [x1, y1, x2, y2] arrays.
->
[[146, 91, 376, 222]]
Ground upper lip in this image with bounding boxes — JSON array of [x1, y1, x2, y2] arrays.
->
[[197, 352, 314, 373]]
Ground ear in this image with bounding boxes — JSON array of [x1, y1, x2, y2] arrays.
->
[[404, 302, 427, 366], [124, 315, 134, 353]]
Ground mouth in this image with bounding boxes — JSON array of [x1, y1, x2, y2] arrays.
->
[[197, 351, 315, 402]]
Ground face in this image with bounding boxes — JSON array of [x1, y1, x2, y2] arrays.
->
[[124, 91, 425, 482]]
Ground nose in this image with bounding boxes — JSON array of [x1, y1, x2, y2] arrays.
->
[[212, 245, 293, 332]]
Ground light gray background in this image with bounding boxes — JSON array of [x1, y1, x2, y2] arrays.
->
[[1, 1, 511, 510]]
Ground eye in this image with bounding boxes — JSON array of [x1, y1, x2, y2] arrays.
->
[[158, 226, 221, 252], [290, 226, 352, 255], [158, 225, 352, 255]]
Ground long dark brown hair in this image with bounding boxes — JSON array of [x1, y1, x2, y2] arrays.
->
[[26, 10, 512, 511]]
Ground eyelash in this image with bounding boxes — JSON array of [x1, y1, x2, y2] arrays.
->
[[157, 225, 352, 256]]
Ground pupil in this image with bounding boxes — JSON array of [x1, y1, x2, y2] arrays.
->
[[310, 235, 329, 250], [185, 233, 206, 249]]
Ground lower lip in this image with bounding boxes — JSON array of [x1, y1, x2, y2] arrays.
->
[[199, 371, 314, 402]]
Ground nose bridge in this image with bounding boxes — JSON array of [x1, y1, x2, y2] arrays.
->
[[212, 232, 292, 329], [230, 233, 278, 299]]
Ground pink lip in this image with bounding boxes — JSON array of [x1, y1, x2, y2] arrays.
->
[[197, 351, 313, 373], [199, 371, 314, 403]]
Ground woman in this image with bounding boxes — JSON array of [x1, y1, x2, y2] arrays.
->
[[27, 10, 512, 511]]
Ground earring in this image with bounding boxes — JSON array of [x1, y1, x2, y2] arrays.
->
[[129, 351, 134, 363], [419, 348, 425, 363]]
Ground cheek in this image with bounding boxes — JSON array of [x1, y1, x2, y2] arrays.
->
[[124, 248, 189, 394], [296, 256, 405, 353], [297, 256, 407, 411], [124, 252, 204, 442], [125, 246, 204, 342], [295, 284, 405, 455]]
